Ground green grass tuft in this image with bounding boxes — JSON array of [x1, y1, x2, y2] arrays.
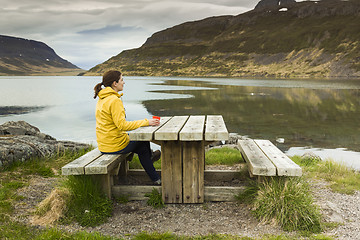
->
[[145, 188, 165, 209], [237, 177, 322, 233], [62, 175, 113, 227]]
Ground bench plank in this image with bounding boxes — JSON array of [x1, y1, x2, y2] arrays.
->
[[128, 117, 171, 141], [205, 115, 229, 141], [179, 115, 205, 141], [85, 153, 127, 175], [238, 139, 276, 176], [254, 140, 302, 176], [155, 116, 189, 140], [62, 148, 102, 175]]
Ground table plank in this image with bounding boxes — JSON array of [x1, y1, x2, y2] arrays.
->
[[154, 116, 189, 140], [254, 140, 302, 176], [128, 117, 171, 141], [179, 115, 205, 141], [62, 148, 102, 175], [205, 115, 229, 141]]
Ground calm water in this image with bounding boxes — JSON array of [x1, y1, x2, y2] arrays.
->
[[1, 76, 360, 170]]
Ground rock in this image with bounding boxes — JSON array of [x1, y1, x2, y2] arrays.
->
[[0, 120, 55, 140], [301, 152, 322, 161], [0, 121, 90, 167], [226, 133, 249, 145]]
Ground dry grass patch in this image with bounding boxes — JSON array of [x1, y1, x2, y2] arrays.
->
[[31, 188, 70, 226]]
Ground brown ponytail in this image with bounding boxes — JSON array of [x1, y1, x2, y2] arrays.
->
[[93, 70, 122, 99], [93, 82, 103, 99]]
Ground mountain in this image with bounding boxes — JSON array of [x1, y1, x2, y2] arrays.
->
[[0, 35, 83, 75], [86, 0, 360, 78]]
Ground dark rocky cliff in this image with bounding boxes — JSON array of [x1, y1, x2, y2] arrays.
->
[[0, 35, 82, 75], [86, 0, 360, 78]]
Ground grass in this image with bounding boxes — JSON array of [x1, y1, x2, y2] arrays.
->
[[237, 177, 322, 233], [145, 188, 165, 209], [205, 147, 243, 165], [129, 154, 161, 169], [292, 155, 360, 195], [0, 148, 92, 217], [0, 221, 335, 240], [129, 147, 243, 170], [236, 154, 360, 234], [1, 147, 92, 176], [0, 146, 351, 240], [60, 175, 113, 227]]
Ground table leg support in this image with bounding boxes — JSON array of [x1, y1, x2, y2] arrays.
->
[[183, 141, 205, 203], [161, 141, 183, 203]]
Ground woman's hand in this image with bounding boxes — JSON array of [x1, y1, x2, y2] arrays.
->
[[148, 118, 160, 126]]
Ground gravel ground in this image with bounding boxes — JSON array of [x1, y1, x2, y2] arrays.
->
[[12, 173, 360, 240]]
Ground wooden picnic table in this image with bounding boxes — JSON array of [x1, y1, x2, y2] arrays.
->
[[128, 115, 229, 203]]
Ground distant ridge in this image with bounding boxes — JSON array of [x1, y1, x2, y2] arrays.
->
[[0, 35, 83, 76], [86, 0, 360, 79]]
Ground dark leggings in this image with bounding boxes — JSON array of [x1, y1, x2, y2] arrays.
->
[[102, 141, 160, 182]]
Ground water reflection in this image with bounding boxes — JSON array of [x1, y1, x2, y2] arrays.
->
[[143, 80, 360, 152]]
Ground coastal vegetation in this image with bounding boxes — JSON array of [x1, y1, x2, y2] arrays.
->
[[292, 155, 360, 195], [1, 147, 359, 239]]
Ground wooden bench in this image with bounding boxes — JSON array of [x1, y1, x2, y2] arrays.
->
[[61, 148, 133, 197], [237, 139, 302, 178]]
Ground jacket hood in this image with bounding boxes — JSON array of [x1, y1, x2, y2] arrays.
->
[[98, 87, 123, 99]]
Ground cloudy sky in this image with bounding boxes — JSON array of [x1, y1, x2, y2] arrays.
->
[[1, 0, 260, 70]]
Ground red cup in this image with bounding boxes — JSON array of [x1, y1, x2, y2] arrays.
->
[[152, 116, 160, 120]]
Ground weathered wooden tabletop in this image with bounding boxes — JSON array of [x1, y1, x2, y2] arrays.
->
[[129, 115, 229, 204], [128, 115, 228, 142]]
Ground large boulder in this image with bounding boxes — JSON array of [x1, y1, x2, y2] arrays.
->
[[0, 121, 90, 167]]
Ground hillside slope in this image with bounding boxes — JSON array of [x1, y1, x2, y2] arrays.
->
[[0, 35, 82, 76], [86, 0, 360, 78]]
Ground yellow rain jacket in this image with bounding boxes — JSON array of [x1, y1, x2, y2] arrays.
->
[[95, 87, 149, 152]]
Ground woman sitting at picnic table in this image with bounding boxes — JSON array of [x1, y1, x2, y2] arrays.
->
[[93, 70, 161, 185]]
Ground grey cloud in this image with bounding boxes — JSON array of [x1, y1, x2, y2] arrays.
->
[[77, 25, 143, 35], [0, 0, 259, 69]]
